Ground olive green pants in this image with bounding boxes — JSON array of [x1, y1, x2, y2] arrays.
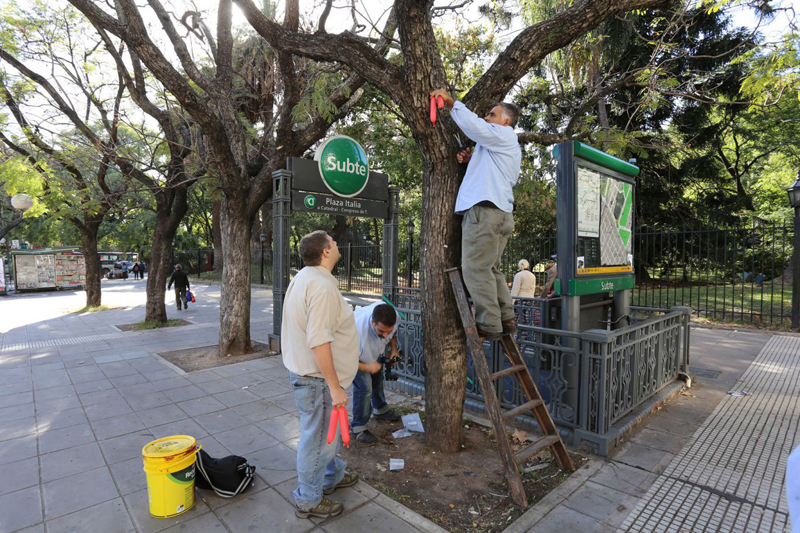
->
[[461, 205, 515, 333]]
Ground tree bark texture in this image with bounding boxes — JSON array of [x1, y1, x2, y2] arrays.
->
[[218, 195, 253, 356], [78, 224, 102, 308], [144, 188, 190, 323], [213, 199, 223, 272]]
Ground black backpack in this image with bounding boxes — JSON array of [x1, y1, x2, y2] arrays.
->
[[194, 449, 256, 498]]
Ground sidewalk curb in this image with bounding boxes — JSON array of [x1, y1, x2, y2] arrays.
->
[[372, 490, 450, 532], [501, 459, 603, 533]]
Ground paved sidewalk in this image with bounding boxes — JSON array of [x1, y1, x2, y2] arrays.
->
[[0, 281, 442, 533], [506, 327, 776, 533], [619, 334, 799, 532]]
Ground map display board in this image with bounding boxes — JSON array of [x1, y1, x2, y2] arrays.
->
[[575, 165, 634, 276]]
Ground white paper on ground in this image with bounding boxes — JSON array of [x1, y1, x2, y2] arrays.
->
[[389, 458, 405, 471], [392, 428, 413, 439], [401, 412, 425, 433]]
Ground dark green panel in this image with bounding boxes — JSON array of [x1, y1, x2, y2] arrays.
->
[[288, 157, 389, 201], [553, 142, 640, 177], [292, 192, 388, 219], [564, 275, 634, 296]]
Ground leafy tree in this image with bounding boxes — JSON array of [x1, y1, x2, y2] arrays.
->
[[233, 0, 683, 452], [68, 0, 396, 357]]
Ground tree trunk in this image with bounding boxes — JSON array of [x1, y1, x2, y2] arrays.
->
[[332, 215, 349, 247], [79, 226, 102, 307], [218, 195, 253, 357], [144, 189, 189, 323], [212, 199, 223, 272], [373, 218, 381, 268], [419, 147, 468, 453], [146, 227, 172, 322]]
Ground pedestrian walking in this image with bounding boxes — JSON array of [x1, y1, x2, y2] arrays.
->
[[281, 230, 359, 519], [121, 262, 129, 280], [167, 264, 190, 310], [132, 262, 140, 280], [511, 259, 537, 298]]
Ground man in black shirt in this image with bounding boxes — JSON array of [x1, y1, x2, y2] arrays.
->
[[167, 264, 190, 310]]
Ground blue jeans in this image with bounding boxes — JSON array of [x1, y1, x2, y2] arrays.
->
[[351, 369, 390, 434], [288, 372, 347, 510]]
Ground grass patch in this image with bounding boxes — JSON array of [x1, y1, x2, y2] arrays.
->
[[70, 305, 121, 314], [134, 319, 185, 330]]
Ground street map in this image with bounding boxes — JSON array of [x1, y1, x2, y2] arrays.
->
[[576, 166, 633, 275]]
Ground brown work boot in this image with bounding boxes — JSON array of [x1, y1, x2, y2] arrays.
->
[[502, 318, 517, 335], [323, 469, 359, 495], [295, 497, 344, 519]]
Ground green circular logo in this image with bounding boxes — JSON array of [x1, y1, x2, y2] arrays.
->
[[304, 195, 316, 209], [317, 136, 369, 198]]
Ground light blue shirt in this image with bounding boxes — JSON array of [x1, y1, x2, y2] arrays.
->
[[450, 101, 521, 214], [354, 302, 399, 364]]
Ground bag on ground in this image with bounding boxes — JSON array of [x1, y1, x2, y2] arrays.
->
[[185, 290, 192, 304], [194, 448, 255, 498], [191, 292, 196, 303]]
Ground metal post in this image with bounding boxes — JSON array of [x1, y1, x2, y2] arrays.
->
[[260, 233, 265, 285], [556, 141, 579, 424], [612, 289, 631, 329], [346, 242, 352, 293], [270, 168, 292, 352], [382, 187, 400, 302], [197, 249, 201, 279], [170, 240, 175, 268], [793, 207, 800, 329], [407, 233, 413, 287]]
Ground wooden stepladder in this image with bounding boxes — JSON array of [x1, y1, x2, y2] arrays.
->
[[446, 267, 574, 507]]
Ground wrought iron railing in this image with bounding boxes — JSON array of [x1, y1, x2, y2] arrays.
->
[[385, 292, 691, 453]]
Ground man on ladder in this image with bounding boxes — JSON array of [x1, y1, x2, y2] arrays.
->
[[431, 89, 521, 341]]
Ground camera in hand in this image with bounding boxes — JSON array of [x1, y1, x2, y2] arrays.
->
[[378, 354, 400, 381]]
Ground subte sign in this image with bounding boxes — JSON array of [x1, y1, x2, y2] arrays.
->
[[316, 136, 370, 198], [288, 136, 389, 218]]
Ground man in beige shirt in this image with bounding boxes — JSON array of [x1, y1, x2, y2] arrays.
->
[[281, 230, 359, 519]]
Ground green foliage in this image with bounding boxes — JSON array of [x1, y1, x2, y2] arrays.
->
[[0, 157, 48, 217]]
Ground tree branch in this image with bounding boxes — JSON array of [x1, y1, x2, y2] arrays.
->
[[233, 0, 404, 97], [464, 0, 672, 110]]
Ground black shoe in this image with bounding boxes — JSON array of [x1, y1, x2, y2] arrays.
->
[[354, 430, 377, 445], [373, 409, 401, 422]]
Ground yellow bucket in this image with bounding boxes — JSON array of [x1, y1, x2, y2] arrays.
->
[[142, 435, 202, 518]]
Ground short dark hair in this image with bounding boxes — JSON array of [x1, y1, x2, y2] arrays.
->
[[492, 102, 520, 127], [372, 304, 397, 328], [299, 230, 331, 266]]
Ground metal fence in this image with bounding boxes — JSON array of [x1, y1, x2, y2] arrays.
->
[[633, 222, 794, 326], [386, 289, 691, 454], [179, 219, 796, 327]]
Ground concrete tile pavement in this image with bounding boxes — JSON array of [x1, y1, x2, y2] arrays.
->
[[3, 281, 792, 533], [0, 281, 445, 533], [507, 327, 779, 533]]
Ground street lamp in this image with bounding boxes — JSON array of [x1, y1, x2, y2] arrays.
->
[[406, 219, 415, 287], [259, 233, 266, 285], [788, 172, 800, 329]]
